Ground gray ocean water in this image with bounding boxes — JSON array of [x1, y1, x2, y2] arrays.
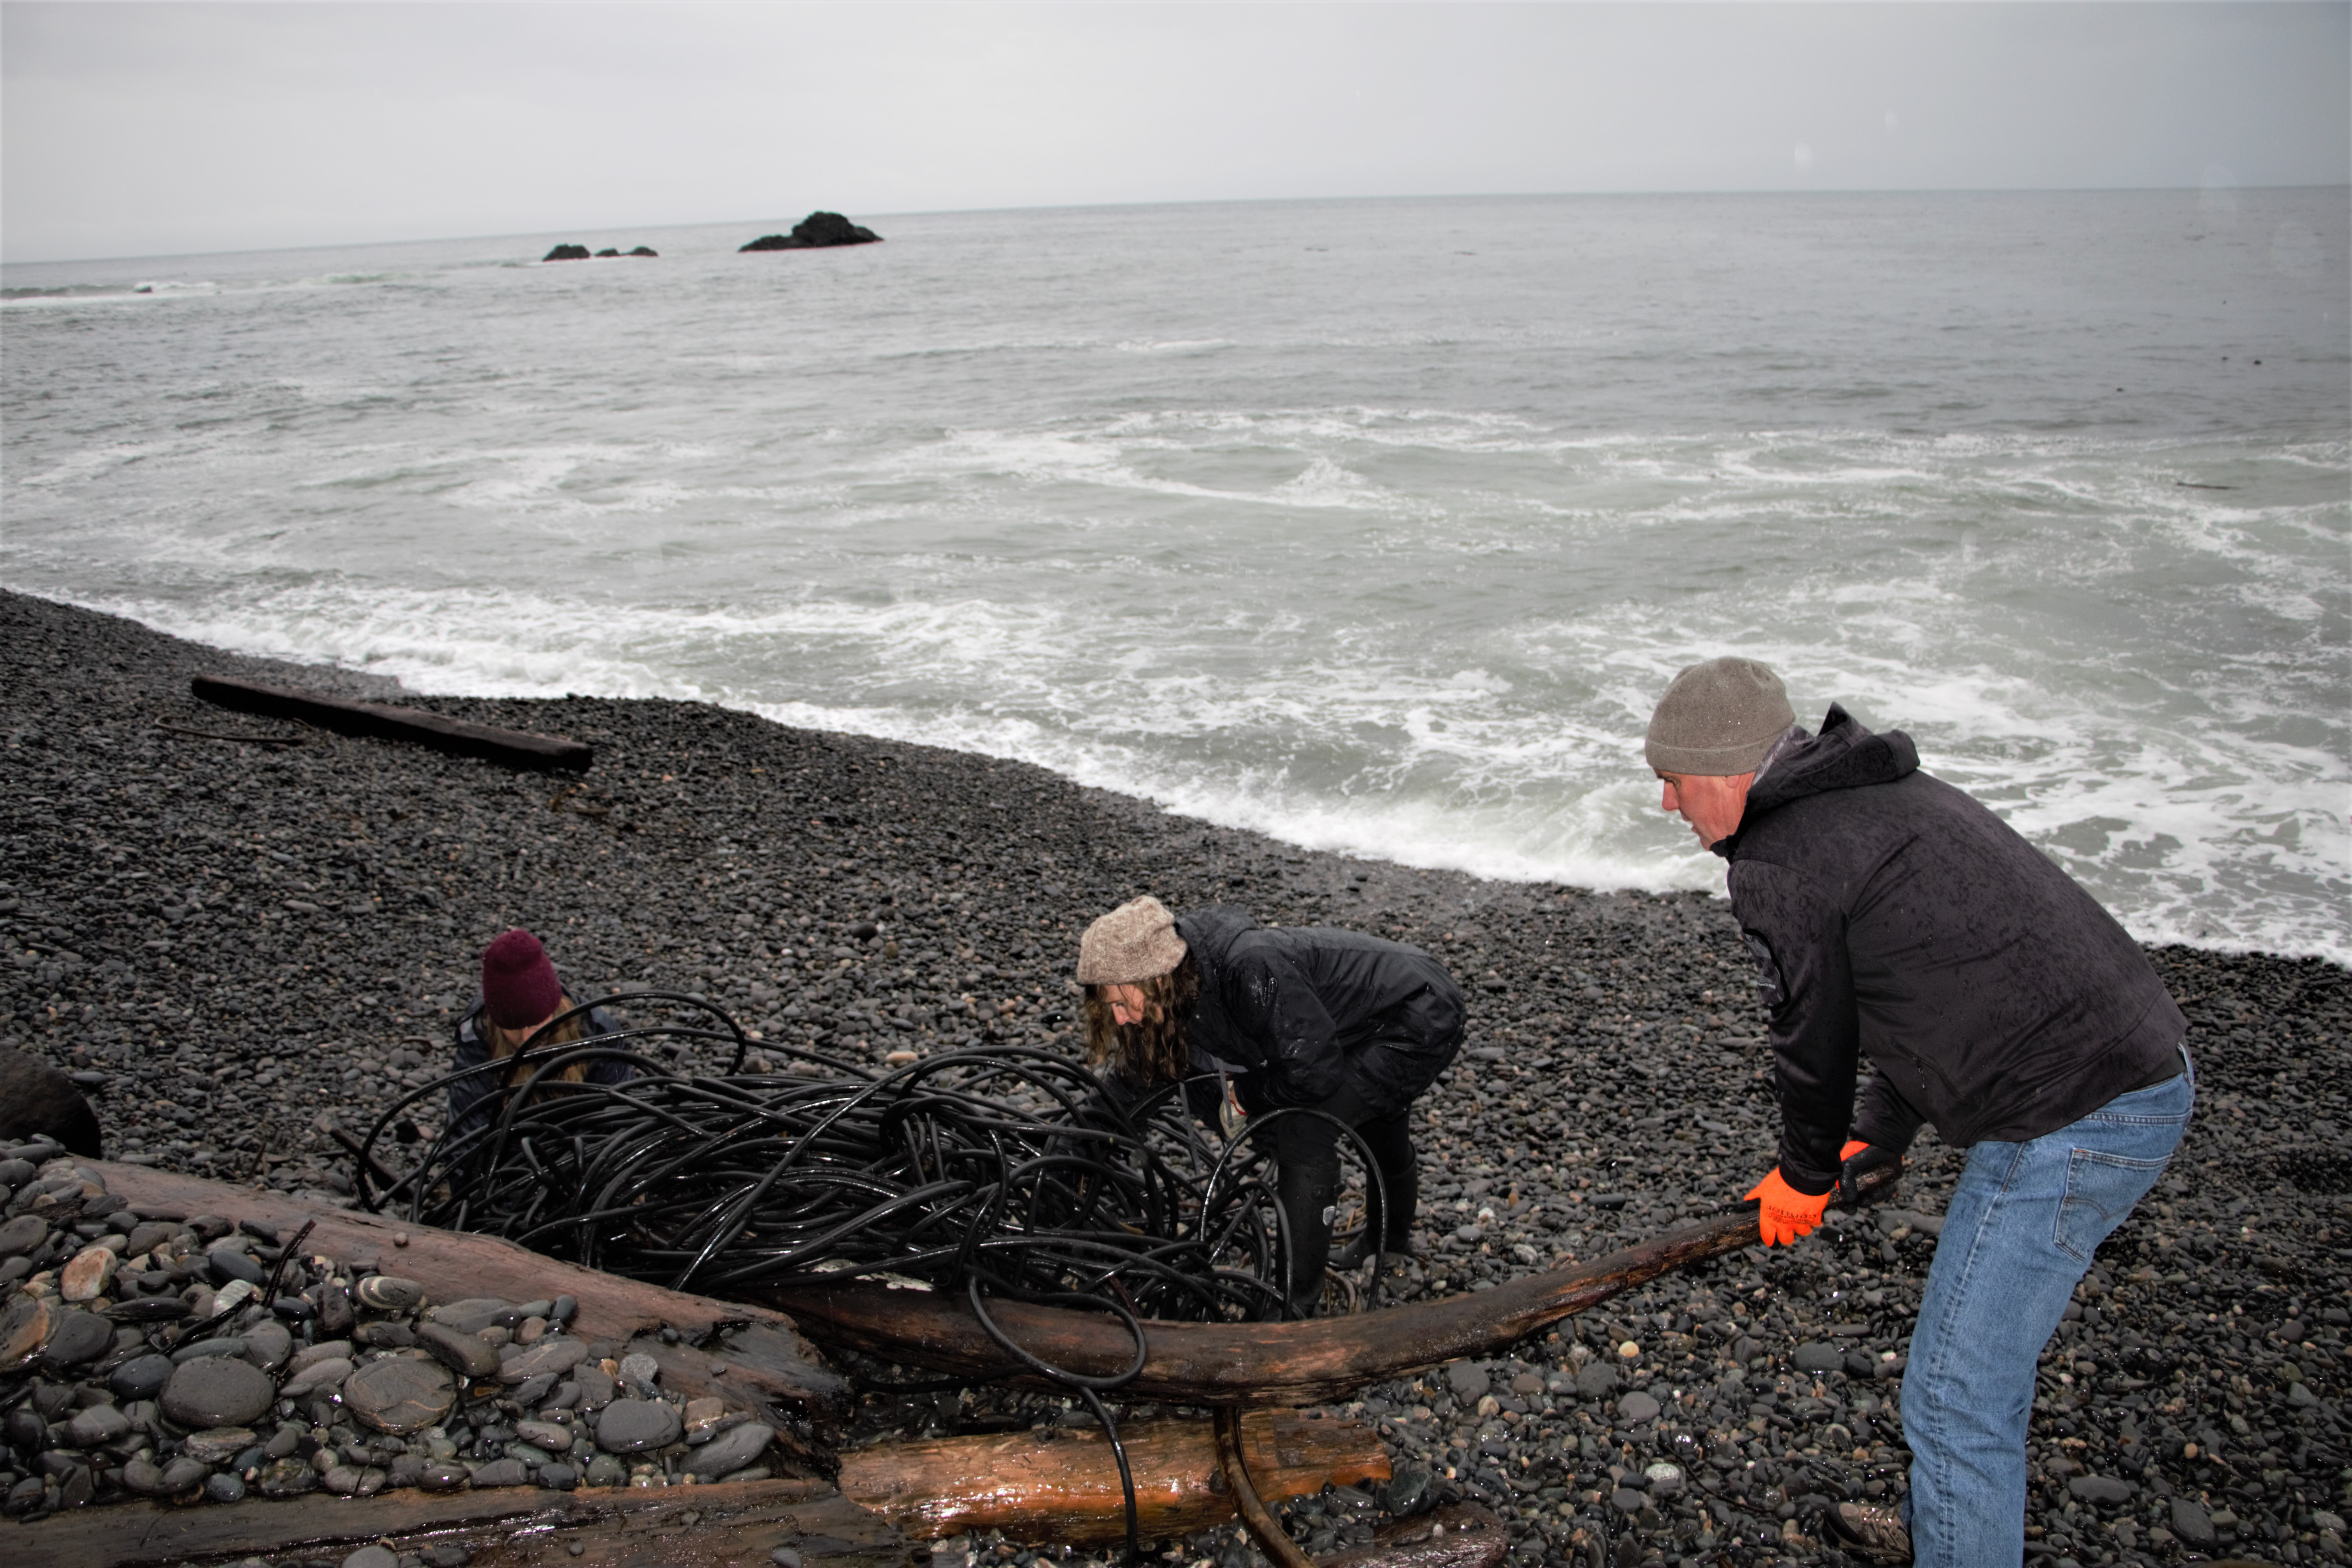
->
[[4, 191, 2346, 959]]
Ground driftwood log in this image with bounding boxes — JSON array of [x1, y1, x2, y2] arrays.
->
[[761, 1163, 1902, 1406], [190, 674, 594, 772], [1326, 1504, 1511, 1568], [19, 1474, 915, 1568], [837, 1409, 1387, 1544], [89, 1161, 850, 1421]]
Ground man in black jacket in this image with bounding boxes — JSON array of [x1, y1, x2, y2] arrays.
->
[[1645, 657, 2193, 1568], [1075, 897, 1465, 1317]]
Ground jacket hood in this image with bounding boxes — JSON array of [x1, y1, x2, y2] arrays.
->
[[1718, 703, 1918, 856]]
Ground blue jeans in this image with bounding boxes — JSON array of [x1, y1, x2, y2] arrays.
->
[[1901, 1052, 2194, 1568]]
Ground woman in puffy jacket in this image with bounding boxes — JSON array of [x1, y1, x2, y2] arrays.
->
[[1075, 896, 1464, 1317]]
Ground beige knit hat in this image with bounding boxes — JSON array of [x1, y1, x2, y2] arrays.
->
[[1076, 896, 1188, 986], [1645, 656, 1796, 777]]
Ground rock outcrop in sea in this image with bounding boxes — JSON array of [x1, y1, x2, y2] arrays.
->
[[740, 212, 882, 251]]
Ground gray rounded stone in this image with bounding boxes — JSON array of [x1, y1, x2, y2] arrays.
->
[[344, 1355, 457, 1435], [41, 1309, 113, 1368], [594, 1397, 682, 1454], [1443, 1360, 1490, 1400], [538, 1462, 577, 1491], [685, 1421, 773, 1479], [1792, 1342, 1844, 1374], [205, 1470, 246, 1504], [1574, 1361, 1619, 1399], [0, 1215, 46, 1259], [584, 1453, 628, 1488], [1616, 1390, 1662, 1424], [158, 1455, 210, 1493], [109, 1352, 175, 1401], [162, 1356, 276, 1428], [416, 1460, 471, 1492], [471, 1457, 530, 1488], [343, 1545, 401, 1568], [417, 1322, 500, 1379], [355, 1275, 423, 1314], [1611, 1487, 1647, 1515]]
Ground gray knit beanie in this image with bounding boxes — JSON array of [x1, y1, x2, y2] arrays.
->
[[1076, 896, 1189, 986], [1645, 657, 1796, 776]]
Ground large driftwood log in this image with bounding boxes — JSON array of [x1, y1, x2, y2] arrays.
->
[[18, 1475, 915, 1568], [191, 674, 594, 772], [763, 1166, 1902, 1406], [90, 1161, 850, 1420], [837, 1409, 1387, 1544]]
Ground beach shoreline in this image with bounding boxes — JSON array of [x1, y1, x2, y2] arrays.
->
[[5, 586, 2346, 1565]]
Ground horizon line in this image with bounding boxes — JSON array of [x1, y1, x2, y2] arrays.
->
[[6, 180, 2344, 270]]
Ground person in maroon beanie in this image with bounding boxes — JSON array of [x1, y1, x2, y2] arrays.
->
[[448, 928, 630, 1136]]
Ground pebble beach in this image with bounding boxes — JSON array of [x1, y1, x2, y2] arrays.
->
[[4, 588, 2348, 1568]]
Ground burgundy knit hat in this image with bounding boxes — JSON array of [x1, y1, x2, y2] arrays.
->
[[481, 929, 562, 1029]]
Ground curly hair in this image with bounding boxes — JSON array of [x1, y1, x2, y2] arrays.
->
[[1082, 956, 1201, 1086]]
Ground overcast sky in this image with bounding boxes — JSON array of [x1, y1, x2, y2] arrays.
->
[[3, 2, 2345, 264]]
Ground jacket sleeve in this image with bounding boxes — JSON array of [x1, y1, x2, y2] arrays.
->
[[1852, 1068, 1924, 1155], [1233, 945, 1346, 1108], [583, 1005, 636, 1085], [447, 1008, 493, 1133], [1731, 859, 1860, 1196]]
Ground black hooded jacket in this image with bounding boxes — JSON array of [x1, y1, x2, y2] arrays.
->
[[1174, 906, 1465, 1116], [1720, 705, 2187, 1194]]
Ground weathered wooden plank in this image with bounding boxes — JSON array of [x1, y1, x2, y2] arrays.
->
[[90, 1161, 851, 1420], [762, 1165, 1902, 1407], [16, 1475, 914, 1568], [837, 1409, 1388, 1544], [190, 674, 593, 772]]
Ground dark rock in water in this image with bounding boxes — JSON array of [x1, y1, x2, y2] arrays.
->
[[161, 1355, 275, 1427], [0, 1051, 101, 1156], [627, 247, 657, 257], [539, 1461, 577, 1490], [470, 1457, 529, 1488], [594, 249, 620, 258], [41, 1308, 113, 1368], [594, 1396, 682, 1453], [1384, 1457, 1435, 1517], [542, 244, 591, 262], [205, 1470, 245, 1503], [739, 211, 882, 251]]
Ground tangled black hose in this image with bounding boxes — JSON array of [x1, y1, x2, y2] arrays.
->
[[346, 993, 1389, 1563]]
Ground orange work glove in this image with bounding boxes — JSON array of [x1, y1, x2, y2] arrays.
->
[[1746, 1142, 1866, 1247]]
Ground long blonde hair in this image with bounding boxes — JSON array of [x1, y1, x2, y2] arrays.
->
[[485, 995, 594, 1094], [1081, 958, 1200, 1086]]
